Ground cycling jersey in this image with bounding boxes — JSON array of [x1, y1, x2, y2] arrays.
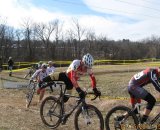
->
[[66, 60, 96, 88], [31, 69, 48, 82], [128, 68, 160, 111], [129, 68, 160, 92], [47, 66, 55, 75]]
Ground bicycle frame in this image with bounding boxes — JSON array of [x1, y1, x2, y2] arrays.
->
[[26, 81, 37, 108], [132, 102, 160, 125], [40, 81, 104, 130], [54, 82, 88, 123]]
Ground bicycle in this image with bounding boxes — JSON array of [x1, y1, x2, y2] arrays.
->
[[40, 81, 104, 130], [25, 80, 54, 108], [24, 65, 38, 79], [25, 80, 37, 108], [105, 101, 160, 130]]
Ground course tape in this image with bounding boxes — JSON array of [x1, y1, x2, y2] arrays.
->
[[87, 95, 160, 101], [2, 67, 29, 72], [86, 94, 129, 100]]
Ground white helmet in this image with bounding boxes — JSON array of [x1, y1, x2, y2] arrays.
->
[[82, 53, 94, 68], [41, 63, 47, 69], [48, 61, 53, 65]]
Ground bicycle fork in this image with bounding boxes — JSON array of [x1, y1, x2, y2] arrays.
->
[[82, 106, 91, 125]]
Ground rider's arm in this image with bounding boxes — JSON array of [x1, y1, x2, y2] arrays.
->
[[30, 69, 40, 80], [69, 70, 79, 88], [88, 69, 96, 89], [150, 69, 160, 92]]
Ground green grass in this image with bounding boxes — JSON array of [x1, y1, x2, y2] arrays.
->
[[79, 63, 159, 98]]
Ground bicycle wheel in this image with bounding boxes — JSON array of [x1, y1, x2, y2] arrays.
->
[[40, 96, 62, 129], [74, 104, 104, 130], [105, 105, 139, 130], [26, 83, 36, 108]]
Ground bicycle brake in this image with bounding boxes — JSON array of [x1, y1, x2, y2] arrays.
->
[[91, 95, 100, 101]]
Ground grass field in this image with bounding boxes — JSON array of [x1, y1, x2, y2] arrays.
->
[[0, 62, 160, 130]]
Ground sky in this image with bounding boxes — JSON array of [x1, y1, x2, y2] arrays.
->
[[0, 0, 160, 41]]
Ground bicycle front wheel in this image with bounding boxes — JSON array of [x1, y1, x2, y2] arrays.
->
[[26, 84, 36, 108], [74, 104, 104, 130], [105, 105, 139, 130], [40, 96, 61, 129]]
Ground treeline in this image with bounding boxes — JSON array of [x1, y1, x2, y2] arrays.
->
[[0, 17, 160, 64]]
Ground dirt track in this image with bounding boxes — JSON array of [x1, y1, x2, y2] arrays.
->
[[0, 87, 126, 130]]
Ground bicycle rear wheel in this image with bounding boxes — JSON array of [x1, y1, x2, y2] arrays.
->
[[40, 96, 61, 129], [74, 104, 104, 130], [105, 105, 139, 130]]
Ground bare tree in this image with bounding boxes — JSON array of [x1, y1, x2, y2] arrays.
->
[[14, 29, 22, 58], [21, 18, 34, 61], [35, 20, 57, 58], [70, 18, 86, 58], [0, 17, 7, 62], [85, 28, 96, 53]]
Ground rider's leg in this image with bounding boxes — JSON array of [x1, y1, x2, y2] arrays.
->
[[141, 93, 156, 123], [128, 87, 141, 114], [39, 88, 45, 103], [128, 85, 156, 123], [37, 81, 45, 103], [58, 72, 73, 103], [129, 93, 141, 114]]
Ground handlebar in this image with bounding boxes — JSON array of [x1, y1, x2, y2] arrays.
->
[[29, 80, 37, 84], [86, 92, 101, 101]]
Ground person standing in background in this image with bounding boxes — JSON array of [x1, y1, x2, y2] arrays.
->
[[0, 57, 2, 72], [8, 57, 14, 76]]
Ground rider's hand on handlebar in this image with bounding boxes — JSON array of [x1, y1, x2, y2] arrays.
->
[[76, 87, 86, 99], [93, 88, 101, 97], [29, 79, 33, 83]]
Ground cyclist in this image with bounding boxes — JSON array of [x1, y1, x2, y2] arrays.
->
[[41, 53, 101, 102], [46, 61, 56, 92], [128, 67, 160, 123], [29, 63, 48, 103], [47, 61, 55, 75], [37, 61, 43, 69]]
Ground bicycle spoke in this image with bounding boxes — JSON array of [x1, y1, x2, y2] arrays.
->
[[105, 106, 138, 130], [75, 105, 104, 130], [40, 96, 61, 128], [25, 83, 36, 108], [110, 111, 136, 129]]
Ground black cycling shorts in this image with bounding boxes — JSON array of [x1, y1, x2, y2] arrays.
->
[[128, 85, 148, 99], [42, 72, 73, 90], [58, 72, 73, 90]]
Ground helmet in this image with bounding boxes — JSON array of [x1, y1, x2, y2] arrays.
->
[[39, 61, 43, 65], [82, 53, 94, 68], [41, 63, 47, 69], [48, 61, 53, 65], [9, 57, 12, 59]]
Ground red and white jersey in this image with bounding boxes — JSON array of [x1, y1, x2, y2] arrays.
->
[[66, 60, 96, 88], [47, 66, 55, 75], [31, 69, 48, 82]]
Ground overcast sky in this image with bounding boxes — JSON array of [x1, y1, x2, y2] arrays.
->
[[0, 0, 160, 41]]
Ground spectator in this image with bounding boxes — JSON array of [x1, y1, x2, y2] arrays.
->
[[0, 57, 2, 72], [8, 57, 14, 76]]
